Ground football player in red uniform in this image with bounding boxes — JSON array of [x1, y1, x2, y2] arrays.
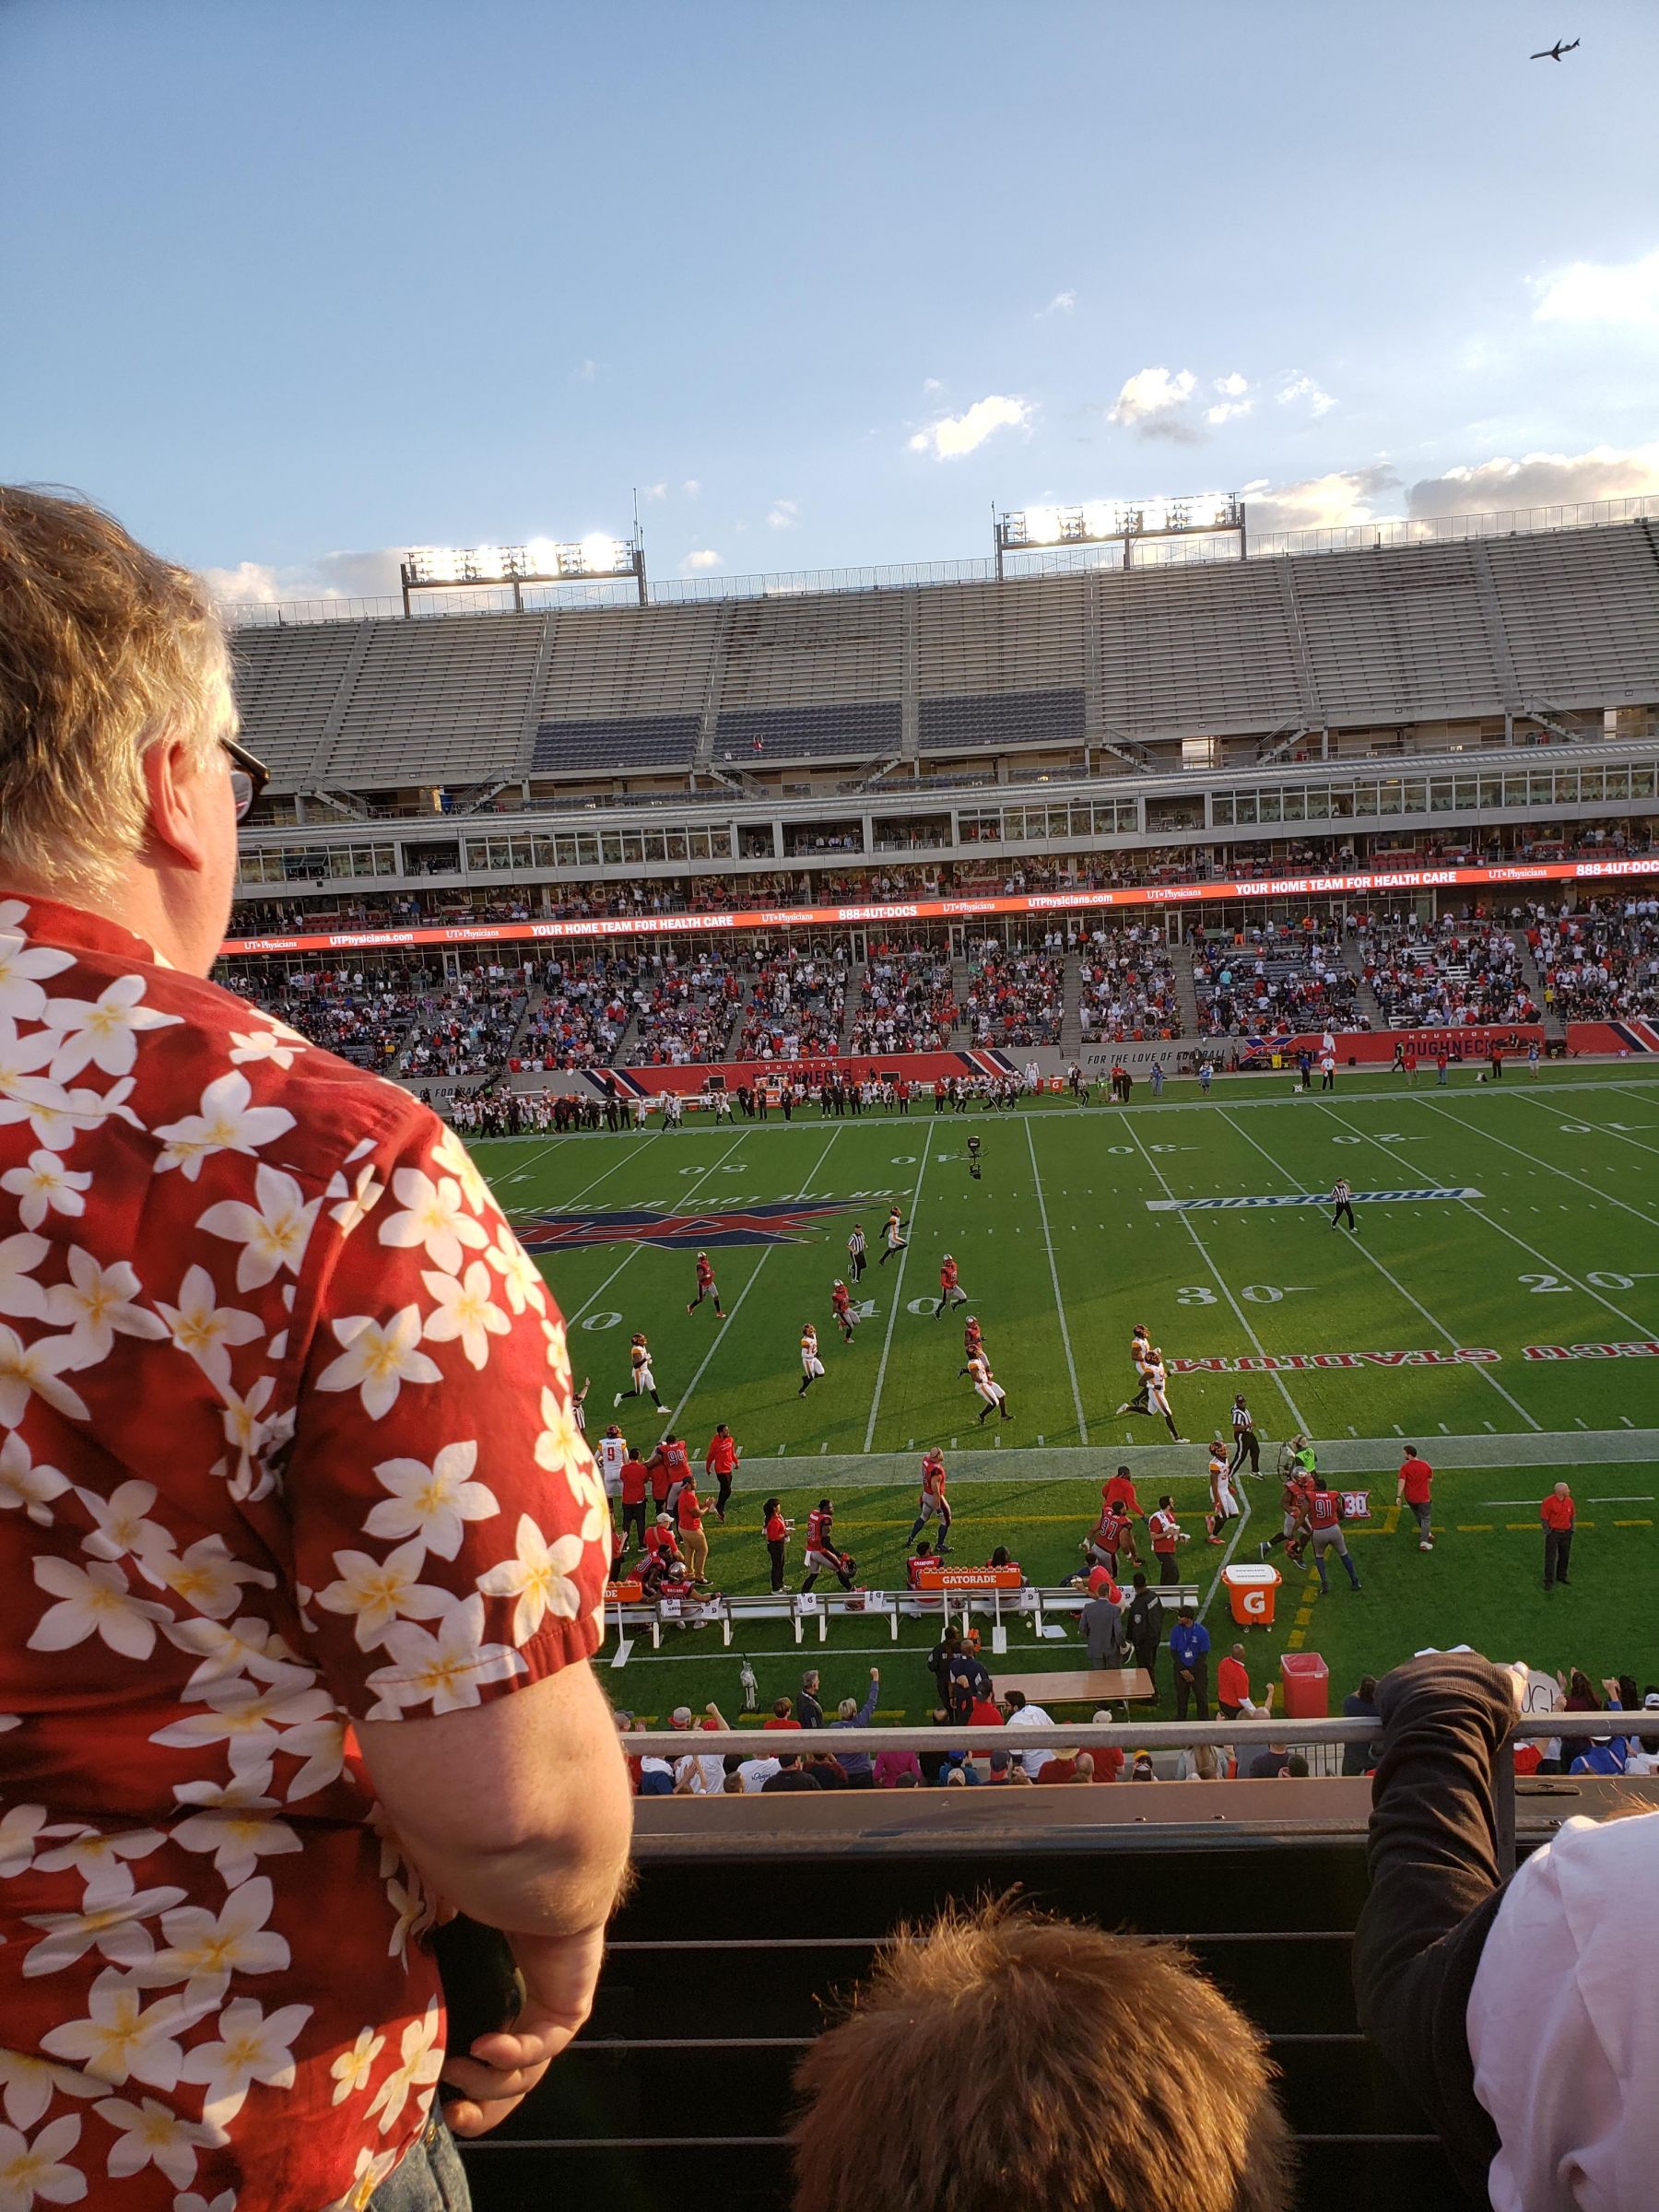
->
[[687, 1249, 724, 1320]]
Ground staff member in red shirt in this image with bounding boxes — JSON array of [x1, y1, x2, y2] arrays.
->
[[1103, 1464, 1143, 1519], [704, 1420, 740, 1522], [1396, 1446, 1435, 1552], [1218, 1646, 1273, 1720], [1147, 1495, 1189, 1586], [618, 1448, 650, 1553], [763, 1495, 789, 1593], [1541, 1480, 1575, 1590]]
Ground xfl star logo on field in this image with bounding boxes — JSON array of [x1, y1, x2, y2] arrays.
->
[[516, 1197, 866, 1253]]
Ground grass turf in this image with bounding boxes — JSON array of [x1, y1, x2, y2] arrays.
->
[[477, 1063, 1659, 1723]]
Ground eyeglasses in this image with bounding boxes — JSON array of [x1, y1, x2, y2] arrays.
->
[[222, 735, 270, 822]]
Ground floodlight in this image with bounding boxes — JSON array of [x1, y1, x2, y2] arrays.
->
[[994, 492, 1245, 575], [400, 528, 646, 610]]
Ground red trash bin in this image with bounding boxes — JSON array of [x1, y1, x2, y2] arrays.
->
[[1280, 1651, 1329, 1719]]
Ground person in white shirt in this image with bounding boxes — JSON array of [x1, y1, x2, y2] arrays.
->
[[1356, 1651, 1659, 2211], [1003, 1691, 1055, 1778]]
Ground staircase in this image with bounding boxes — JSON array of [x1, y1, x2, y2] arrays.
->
[[1057, 950, 1086, 1061], [1171, 943, 1205, 1037], [1341, 937, 1387, 1029], [1508, 927, 1559, 1035], [835, 964, 867, 1055]]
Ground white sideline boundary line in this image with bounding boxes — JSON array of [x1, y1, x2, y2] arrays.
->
[[864, 1119, 936, 1453], [1026, 1114, 1088, 1445], [1221, 1111, 1541, 1433], [1314, 1101, 1659, 1340]]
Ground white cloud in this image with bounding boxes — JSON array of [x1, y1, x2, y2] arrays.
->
[[1534, 248, 1659, 330], [1235, 468, 1400, 535], [922, 376, 943, 393], [571, 359, 596, 382], [1214, 372, 1249, 397], [1038, 289, 1077, 317], [641, 482, 668, 501], [682, 548, 723, 570], [202, 547, 406, 606], [908, 394, 1033, 461], [766, 500, 799, 530], [1277, 372, 1335, 417], [1206, 398, 1253, 427], [681, 479, 701, 498], [1109, 367, 1199, 441], [1406, 443, 1659, 517]]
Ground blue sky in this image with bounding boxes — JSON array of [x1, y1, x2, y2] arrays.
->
[[3, 0, 1655, 603]]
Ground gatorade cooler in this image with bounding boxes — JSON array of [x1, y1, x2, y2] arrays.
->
[[1222, 1561, 1280, 1628], [1280, 1651, 1330, 1719]]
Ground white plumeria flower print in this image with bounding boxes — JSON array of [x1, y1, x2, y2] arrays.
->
[[92, 2093, 228, 2190], [140, 1535, 277, 1622], [143, 1877, 290, 2006], [1, 1149, 91, 1232], [40, 972, 182, 1081], [44, 1246, 170, 1367], [20, 1881, 188, 1980], [316, 1539, 452, 1651], [325, 1160, 385, 1239], [175, 2188, 237, 2212], [429, 1124, 490, 1216], [0, 1016, 58, 1106], [0, 2052, 100, 2134], [150, 1677, 337, 1779], [218, 1373, 279, 1496], [32, 1828, 167, 1905], [161, 1615, 302, 1696], [365, 2000, 444, 2136], [40, 1970, 217, 2091], [363, 1441, 500, 1561], [175, 1996, 313, 2129], [0, 1432, 72, 1526], [482, 1219, 547, 1316], [541, 1315, 572, 1389], [0, 1228, 49, 1322], [0, 929, 75, 1023], [338, 2142, 402, 2210], [0, 2112, 86, 2209], [1, 1072, 141, 1153], [29, 1556, 171, 1663], [476, 1513, 586, 1644], [75, 1479, 163, 1564], [154, 1265, 264, 1393], [196, 1166, 321, 1292], [0, 1804, 50, 1879], [328, 2028, 384, 2106], [534, 1386, 587, 1492], [419, 1260, 510, 1371], [227, 1025, 302, 1070], [0, 1325, 89, 1428], [363, 1594, 525, 1719], [152, 1071, 295, 1181], [171, 1805, 303, 1889], [377, 1166, 488, 1276], [316, 1308, 441, 1421]]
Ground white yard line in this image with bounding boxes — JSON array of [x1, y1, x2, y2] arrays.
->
[[566, 1129, 748, 1324], [1315, 1102, 1659, 1338], [507, 1128, 663, 1218], [1025, 1115, 1089, 1445], [1417, 1096, 1659, 1231], [863, 1119, 937, 1453], [1510, 1084, 1659, 1161], [661, 1126, 846, 1435], [1223, 1111, 1541, 1432], [1122, 1115, 1307, 1433]]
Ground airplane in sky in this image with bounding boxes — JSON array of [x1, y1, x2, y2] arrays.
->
[[1529, 37, 1580, 60]]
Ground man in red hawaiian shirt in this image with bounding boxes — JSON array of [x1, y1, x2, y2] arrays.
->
[[0, 491, 631, 2212]]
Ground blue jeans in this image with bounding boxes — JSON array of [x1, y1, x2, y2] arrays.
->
[[368, 2120, 471, 2212]]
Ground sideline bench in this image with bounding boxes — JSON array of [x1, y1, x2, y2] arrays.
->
[[602, 1578, 1203, 1667]]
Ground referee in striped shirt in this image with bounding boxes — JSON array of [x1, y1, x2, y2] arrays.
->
[[1330, 1177, 1358, 1233]]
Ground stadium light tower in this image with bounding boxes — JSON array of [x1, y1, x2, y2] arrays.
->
[[994, 494, 1245, 579], [399, 529, 647, 615]]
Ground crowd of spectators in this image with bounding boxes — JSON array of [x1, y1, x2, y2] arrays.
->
[[1193, 921, 1360, 1039], [963, 936, 1065, 1047], [395, 972, 530, 1078], [1076, 924, 1180, 1042], [1530, 897, 1659, 1021], [735, 949, 848, 1061], [512, 954, 640, 1071], [846, 944, 958, 1053], [222, 966, 429, 1067], [623, 951, 745, 1065], [1359, 915, 1536, 1028]]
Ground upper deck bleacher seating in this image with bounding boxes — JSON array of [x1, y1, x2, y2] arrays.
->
[[919, 686, 1085, 752], [317, 611, 546, 789], [1290, 544, 1501, 725], [533, 713, 699, 773], [231, 619, 367, 790], [714, 700, 900, 763], [1488, 522, 1659, 706]]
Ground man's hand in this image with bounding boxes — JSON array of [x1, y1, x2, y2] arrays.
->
[[442, 1924, 608, 2138], [870, 1667, 879, 1682]]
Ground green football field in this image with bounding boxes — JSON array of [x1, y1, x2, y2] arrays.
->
[[475, 1063, 1659, 1727]]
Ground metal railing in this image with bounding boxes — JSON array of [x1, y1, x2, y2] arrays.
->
[[625, 1712, 1650, 1875], [218, 494, 1659, 629]]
